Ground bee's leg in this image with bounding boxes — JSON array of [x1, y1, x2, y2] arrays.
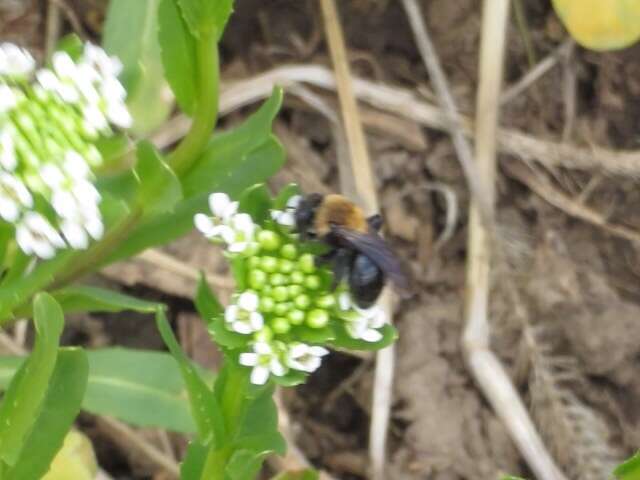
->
[[367, 214, 383, 232], [330, 248, 353, 290], [315, 249, 337, 267]]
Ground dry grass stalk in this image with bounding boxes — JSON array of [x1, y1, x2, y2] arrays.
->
[[462, 1, 568, 479], [318, 2, 394, 479]]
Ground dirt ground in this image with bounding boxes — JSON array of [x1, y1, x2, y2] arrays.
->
[[2, 0, 640, 479]]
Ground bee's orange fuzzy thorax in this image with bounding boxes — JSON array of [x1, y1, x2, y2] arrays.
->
[[314, 194, 367, 236]]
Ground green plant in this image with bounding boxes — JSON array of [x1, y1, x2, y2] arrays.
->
[[0, 0, 397, 478]]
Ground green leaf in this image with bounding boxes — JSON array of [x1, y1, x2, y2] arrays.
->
[[51, 285, 161, 314], [156, 309, 224, 443], [105, 90, 284, 264], [239, 183, 272, 225], [0, 349, 197, 434], [54, 34, 84, 60], [271, 470, 320, 480], [234, 385, 285, 455], [103, 0, 172, 134], [180, 441, 208, 480], [134, 141, 183, 215], [330, 323, 398, 351], [177, 0, 233, 38], [158, 0, 197, 115], [294, 325, 335, 344], [271, 369, 307, 387], [195, 274, 224, 325], [182, 87, 283, 197], [225, 449, 265, 480], [615, 452, 640, 480], [0, 293, 64, 466], [4, 348, 88, 480]]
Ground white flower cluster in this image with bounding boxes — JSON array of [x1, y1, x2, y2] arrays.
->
[[239, 341, 329, 385], [194, 191, 389, 385], [0, 42, 130, 259]]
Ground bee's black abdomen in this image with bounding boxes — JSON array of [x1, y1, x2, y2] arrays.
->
[[349, 254, 385, 308]]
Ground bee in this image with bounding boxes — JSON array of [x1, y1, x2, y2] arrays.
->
[[293, 193, 409, 308]]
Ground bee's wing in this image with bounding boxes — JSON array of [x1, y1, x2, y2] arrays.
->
[[331, 226, 410, 294]]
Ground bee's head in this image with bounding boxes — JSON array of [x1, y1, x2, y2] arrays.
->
[[294, 193, 323, 239]]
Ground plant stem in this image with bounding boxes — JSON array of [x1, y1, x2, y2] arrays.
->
[[200, 363, 250, 480], [169, 33, 220, 176]]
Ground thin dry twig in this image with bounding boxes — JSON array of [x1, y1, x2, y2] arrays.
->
[[561, 41, 577, 141], [215, 64, 640, 175], [462, 2, 568, 480], [318, 2, 393, 479], [500, 39, 573, 105], [98, 417, 180, 478], [504, 162, 640, 245], [401, 0, 492, 226], [50, 0, 87, 39]]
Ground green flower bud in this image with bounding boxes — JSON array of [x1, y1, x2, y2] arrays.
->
[[280, 244, 297, 260], [290, 271, 305, 284], [306, 309, 329, 329], [278, 259, 294, 274], [316, 294, 336, 309], [272, 317, 291, 334], [248, 256, 261, 269], [288, 309, 305, 325], [261, 256, 278, 273], [304, 275, 321, 290], [272, 286, 289, 302], [248, 269, 267, 290], [298, 253, 315, 274], [254, 326, 274, 342], [260, 297, 275, 313], [274, 302, 292, 316], [270, 273, 286, 286], [262, 285, 273, 296], [294, 294, 311, 310], [245, 242, 260, 256], [288, 284, 303, 298], [257, 230, 280, 251]]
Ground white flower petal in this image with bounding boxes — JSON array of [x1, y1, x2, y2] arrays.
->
[[361, 329, 383, 343], [254, 342, 272, 355], [338, 292, 352, 311], [275, 211, 295, 227], [194, 213, 216, 236], [31, 238, 56, 259], [227, 241, 249, 253], [232, 213, 255, 237], [221, 201, 238, 222], [208, 193, 231, 218], [232, 320, 252, 334], [15, 225, 34, 254], [52, 190, 78, 218], [270, 358, 286, 377], [0, 43, 35, 76], [40, 164, 65, 189], [286, 195, 302, 209], [249, 311, 264, 330], [238, 291, 259, 311], [84, 215, 104, 240], [239, 353, 258, 367], [52, 51, 76, 78], [0, 84, 17, 114], [250, 365, 270, 385], [224, 305, 238, 324], [61, 220, 89, 249], [309, 346, 330, 357], [106, 100, 132, 129], [83, 103, 108, 132], [0, 196, 19, 222], [289, 344, 308, 358], [64, 151, 90, 179]]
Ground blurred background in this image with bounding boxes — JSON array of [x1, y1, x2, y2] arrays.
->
[[2, 0, 640, 478]]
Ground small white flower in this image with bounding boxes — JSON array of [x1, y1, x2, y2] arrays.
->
[[286, 343, 329, 373], [0, 84, 17, 114], [83, 103, 109, 134], [227, 213, 257, 253], [0, 173, 33, 222], [224, 291, 263, 334], [194, 213, 235, 242], [60, 218, 89, 249], [239, 342, 287, 385], [208, 192, 238, 222], [0, 43, 35, 77], [0, 129, 16, 170], [15, 212, 66, 259], [345, 304, 386, 343]]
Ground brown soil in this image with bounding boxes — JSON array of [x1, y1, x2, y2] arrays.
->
[[3, 1, 640, 479]]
